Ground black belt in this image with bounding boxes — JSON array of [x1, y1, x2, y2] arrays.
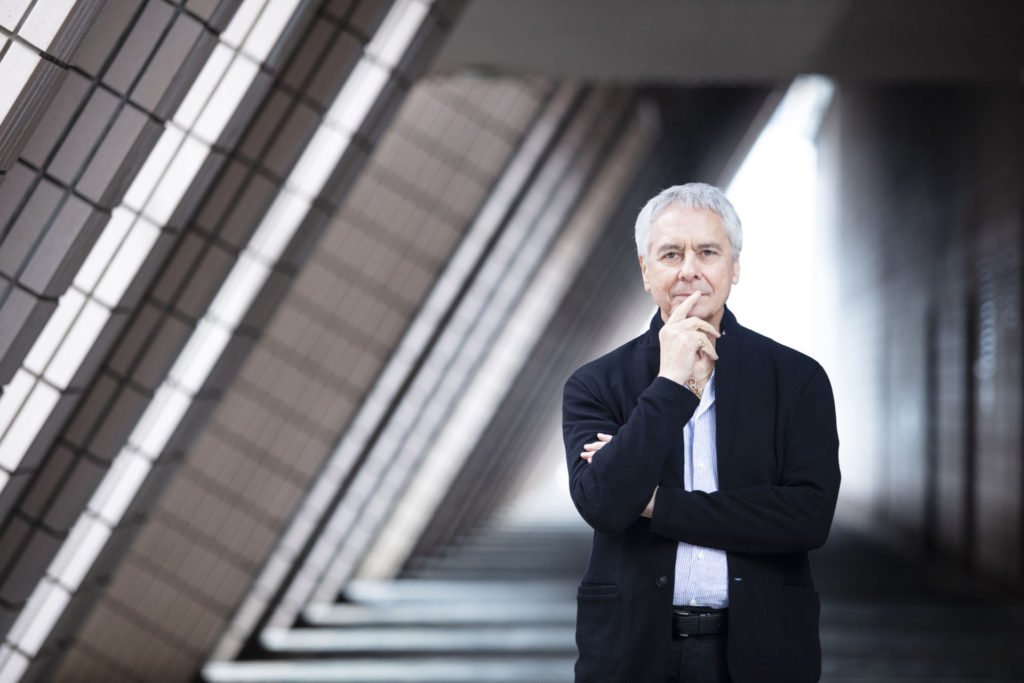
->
[[672, 607, 727, 637]]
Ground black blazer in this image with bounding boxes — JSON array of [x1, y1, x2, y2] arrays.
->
[[562, 308, 840, 682]]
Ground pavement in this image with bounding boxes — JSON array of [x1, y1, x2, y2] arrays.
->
[[203, 478, 1024, 682]]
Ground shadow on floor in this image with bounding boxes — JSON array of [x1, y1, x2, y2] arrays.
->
[[815, 523, 1024, 682], [203, 499, 1024, 682]]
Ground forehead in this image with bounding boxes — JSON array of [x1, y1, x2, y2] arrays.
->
[[649, 205, 727, 246]]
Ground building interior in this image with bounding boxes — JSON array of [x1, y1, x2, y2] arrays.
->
[[1, 0, 1023, 681]]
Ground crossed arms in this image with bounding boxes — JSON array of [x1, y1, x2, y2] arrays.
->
[[562, 365, 840, 555]]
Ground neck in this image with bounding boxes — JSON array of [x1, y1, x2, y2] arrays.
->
[[705, 308, 725, 332]]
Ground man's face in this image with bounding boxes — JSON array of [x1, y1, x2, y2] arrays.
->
[[639, 204, 740, 328]]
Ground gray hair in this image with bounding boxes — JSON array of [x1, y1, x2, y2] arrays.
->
[[634, 183, 742, 259]]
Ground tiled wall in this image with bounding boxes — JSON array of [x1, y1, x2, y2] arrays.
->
[[818, 85, 1023, 587], [1, 0, 243, 642], [53, 75, 554, 682], [217, 77, 570, 652], [0, 0, 482, 680], [0, 1, 233, 386]]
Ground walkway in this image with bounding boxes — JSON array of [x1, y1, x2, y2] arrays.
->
[[203, 480, 1024, 682]]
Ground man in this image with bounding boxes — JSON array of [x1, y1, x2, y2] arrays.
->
[[562, 183, 840, 682]]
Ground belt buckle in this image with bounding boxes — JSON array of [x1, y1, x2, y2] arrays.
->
[[673, 608, 721, 638], [673, 610, 698, 638]]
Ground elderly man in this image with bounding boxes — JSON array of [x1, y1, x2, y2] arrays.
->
[[562, 183, 840, 682]]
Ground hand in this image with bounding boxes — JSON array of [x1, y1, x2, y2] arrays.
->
[[658, 292, 720, 386], [580, 433, 658, 520], [579, 432, 612, 464]]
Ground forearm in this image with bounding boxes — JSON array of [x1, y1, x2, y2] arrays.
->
[[651, 366, 840, 553], [649, 480, 839, 554], [564, 376, 698, 534]]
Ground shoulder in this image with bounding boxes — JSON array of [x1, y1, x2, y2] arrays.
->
[[740, 325, 815, 365], [563, 314, 668, 425], [573, 334, 647, 380], [566, 313, 659, 391], [564, 339, 644, 410]]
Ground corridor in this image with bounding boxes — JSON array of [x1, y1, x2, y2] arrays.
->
[[203, 475, 1024, 682], [2, 2, 1023, 682]]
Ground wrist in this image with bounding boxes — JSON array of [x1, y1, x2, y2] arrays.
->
[[657, 368, 692, 387]]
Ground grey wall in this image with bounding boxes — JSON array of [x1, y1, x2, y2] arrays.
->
[[818, 84, 1024, 586]]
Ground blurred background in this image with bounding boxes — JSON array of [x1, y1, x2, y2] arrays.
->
[[1, 0, 1023, 681]]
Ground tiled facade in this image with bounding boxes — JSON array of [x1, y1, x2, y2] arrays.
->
[[51, 75, 557, 682], [0, 1, 486, 680]]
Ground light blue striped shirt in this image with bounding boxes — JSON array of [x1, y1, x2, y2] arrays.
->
[[673, 371, 729, 607]]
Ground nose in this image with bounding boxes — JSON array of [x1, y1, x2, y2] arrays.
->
[[677, 252, 698, 280]]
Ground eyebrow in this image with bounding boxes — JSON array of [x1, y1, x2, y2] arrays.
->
[[655, 241, 722, 254]]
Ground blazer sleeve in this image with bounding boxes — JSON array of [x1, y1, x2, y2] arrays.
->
[[562, 372, 699, 535], [649, 364, 840, 554]]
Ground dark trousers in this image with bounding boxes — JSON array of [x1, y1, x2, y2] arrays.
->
[[668, 633, 731, 682]]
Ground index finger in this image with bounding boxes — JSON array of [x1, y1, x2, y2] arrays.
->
[[668, 292, 701, 322]]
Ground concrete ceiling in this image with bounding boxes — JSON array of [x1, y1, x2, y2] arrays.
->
[[430, 0, 1024, 84]]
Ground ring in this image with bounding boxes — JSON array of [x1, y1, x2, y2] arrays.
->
[[696, 338, 705, 350]]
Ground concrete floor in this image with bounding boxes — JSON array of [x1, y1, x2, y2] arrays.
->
[[815, 524, 1024, 682], [203, 484, 1024, 682]]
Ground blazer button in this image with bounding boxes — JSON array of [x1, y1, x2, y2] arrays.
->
[[655, 575, 669, 588]]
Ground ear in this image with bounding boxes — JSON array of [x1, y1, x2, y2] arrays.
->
[[639, 254, 651, 291], [732, 257, 741, 285]]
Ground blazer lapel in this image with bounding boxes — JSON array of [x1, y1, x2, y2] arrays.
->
[[714, 312, 741, 491]]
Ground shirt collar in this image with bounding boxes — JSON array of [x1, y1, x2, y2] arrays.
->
[[693, 369, 716, 419]]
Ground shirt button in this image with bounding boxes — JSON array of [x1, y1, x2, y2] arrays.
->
[[656, 576, 669, 588], [689, 599, 697, 606], [697, 551, 705, 559]]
